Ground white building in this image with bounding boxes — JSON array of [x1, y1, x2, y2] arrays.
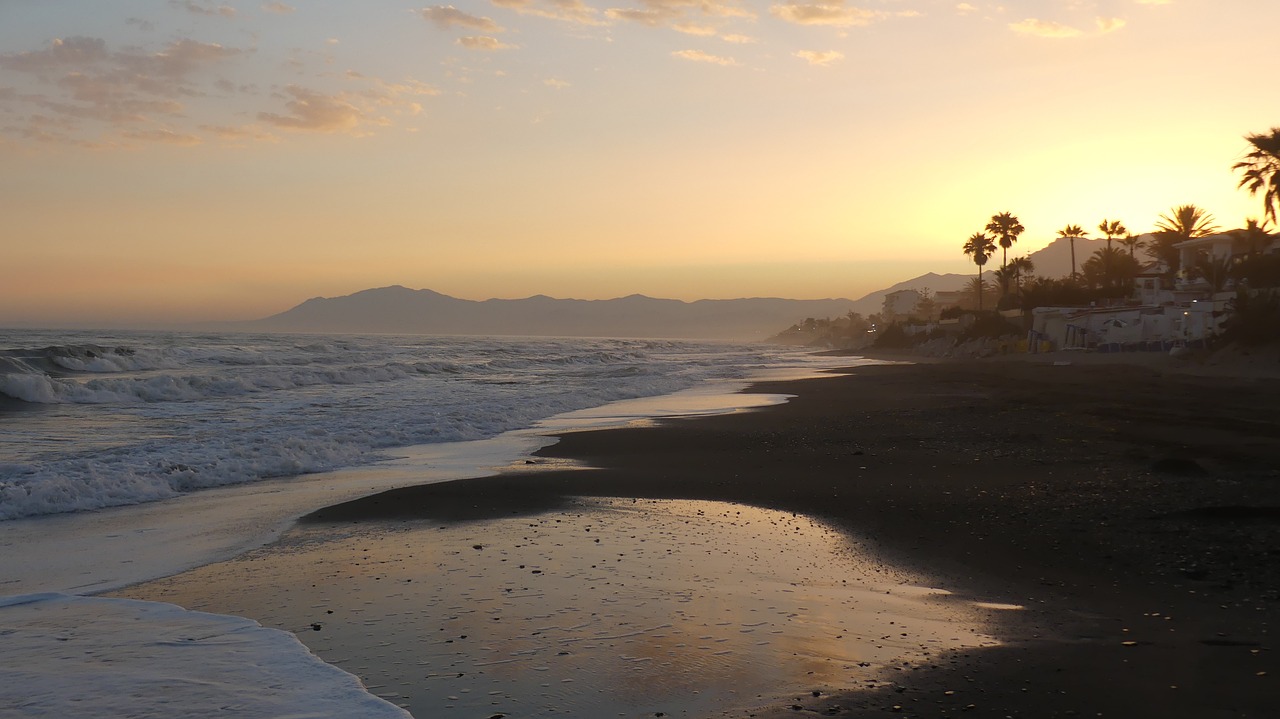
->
[[881, 289, 921, 320], [1030, 301, 1225, 352]]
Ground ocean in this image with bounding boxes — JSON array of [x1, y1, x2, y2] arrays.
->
[[0, 329, 872, 718], [0, 330, 845, 521]]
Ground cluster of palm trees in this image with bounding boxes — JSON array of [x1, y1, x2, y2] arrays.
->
[[962, 212, 1033, 311], [960, 126, 1280, 312]]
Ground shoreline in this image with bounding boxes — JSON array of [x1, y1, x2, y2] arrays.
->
[[1, 362, 833, 596], [297, 360, 1279, 717], [118, 359, 1279, 717]]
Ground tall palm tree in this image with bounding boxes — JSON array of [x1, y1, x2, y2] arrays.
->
[[1233, 127, 1280, 224], [985, 212, 1025, 269], [1148, 204, 1219, 275], [1056, 224, 1087, 281], [962, 232, 996, 311], [1098, 219, 1127, 250]]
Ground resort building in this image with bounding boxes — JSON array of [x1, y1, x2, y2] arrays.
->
[[932, 290, 967, 310], [1030, 301, 1225, 352], [1022, 228, 1279, 352], [881, 289, 922, 320]]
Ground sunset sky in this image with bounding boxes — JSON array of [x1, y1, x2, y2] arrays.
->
[[1, 1, 1276, 326]]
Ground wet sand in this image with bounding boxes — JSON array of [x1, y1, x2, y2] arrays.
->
[[124, 359, 1278, 718], [124, 498, 1005, 717]]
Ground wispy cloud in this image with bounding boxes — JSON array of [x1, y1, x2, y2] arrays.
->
[[1010, 15, 1128, 38], [0, 37, 242, 130], [421, 6, 503, 32], [457, 36, 517, 50], [170, 1, 236, 18], [606, 0, 755, 29], [0, 35, 437, 147], [258, 86, 362, 132], [671, 49, 737, 66], [255, 74, 438, 137], [0, 36, 112, 73], [260, 2, 295, 15], [490, 0, 603, 25], [673, 23, 718, 36], [121, 128, 203, 145], [199, 123, 279, 142], [770, 2, 885, 27], [794, 49, 844, 66]]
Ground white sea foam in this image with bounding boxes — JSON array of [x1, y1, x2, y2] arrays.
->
[[0, 331, 846, 521], [0, 593, 411, 719]]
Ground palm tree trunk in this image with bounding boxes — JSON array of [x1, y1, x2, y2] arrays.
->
[[1070, 239, 1077, 281]]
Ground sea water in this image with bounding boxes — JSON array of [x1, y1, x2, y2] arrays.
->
[[0, 330, 844, 521], [0, 329, 864, 719]]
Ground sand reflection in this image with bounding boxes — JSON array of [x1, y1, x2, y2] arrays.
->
[[123, 498, 1001, 718]]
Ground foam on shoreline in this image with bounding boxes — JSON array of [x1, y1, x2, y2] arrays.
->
[[0, 377, 811, 597], [0, 593, 412, 719]]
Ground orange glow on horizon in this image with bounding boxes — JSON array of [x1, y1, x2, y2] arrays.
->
[[2, 1, 1275, 326]]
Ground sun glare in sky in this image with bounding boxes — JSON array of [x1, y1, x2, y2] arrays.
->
[[1, 1, 1275, 325]]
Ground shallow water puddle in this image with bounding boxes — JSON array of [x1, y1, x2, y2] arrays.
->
[[124, 498, 1001, 718]]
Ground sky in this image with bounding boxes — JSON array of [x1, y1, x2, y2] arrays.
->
[[1, 0, 1276, 326]]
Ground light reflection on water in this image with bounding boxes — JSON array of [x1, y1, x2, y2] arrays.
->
[[123, 499, 1002, 718]]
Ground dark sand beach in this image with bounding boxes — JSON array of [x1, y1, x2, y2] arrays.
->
[[123, 358, 1278, 718]]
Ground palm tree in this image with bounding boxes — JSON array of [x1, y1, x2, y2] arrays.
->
[[985, 212, 1025, 269], [1098, 219, 1127, 250], [1082, 247, 1141, 294], [1155, 204, 1219, 240], [962, 232, 996, 311], [1229, 219, 1276, 289], [1192, 253, 1234, 294], [1009, 255, 1035, 293], [1119, 234, 1145, 258], [1148, 204, 1219, 275], [1233, 127, 1280, 224], [1230, 218, 1274, 258], [1056, 224, 1087, 280], [965, 276, 994, 311], [993, 264, 1018, 299]]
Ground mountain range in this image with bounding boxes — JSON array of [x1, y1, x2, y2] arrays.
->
[[233, 236, 1118, 340], [234, 286, 861, 340]]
